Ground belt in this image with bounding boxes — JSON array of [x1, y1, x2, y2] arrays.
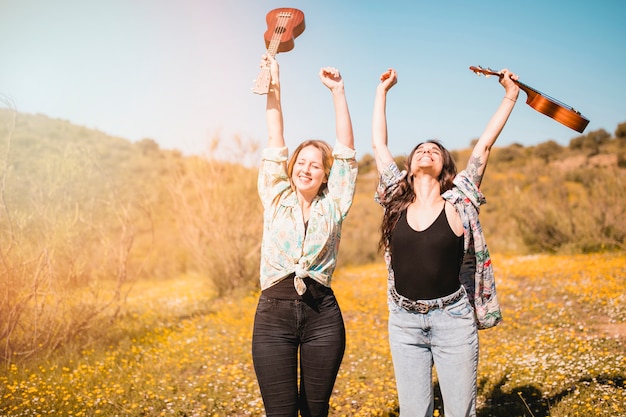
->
[[390, 286, 465, 314]]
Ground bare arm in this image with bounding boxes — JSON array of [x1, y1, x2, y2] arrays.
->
[[319, 67, 354, 150], [264, 55, 285, 148], [372, 69, 398, 173], [468, 68, 520, 186]]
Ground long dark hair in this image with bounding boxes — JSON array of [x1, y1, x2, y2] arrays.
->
[[378, 140, 457, 251]]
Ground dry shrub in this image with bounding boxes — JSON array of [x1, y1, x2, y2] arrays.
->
[[339, 171, 381, 267], [0, 104, 142, 364], [168, 137, 262, 296], [488, 158, 626, 253]]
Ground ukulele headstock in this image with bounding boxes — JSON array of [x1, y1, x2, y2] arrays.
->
[[252, 66, 271, 95], [469, 65, 501, 78]]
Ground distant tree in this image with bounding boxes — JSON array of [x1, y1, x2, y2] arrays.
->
[[569, 134, 584, 150], [584, 129, 611, 155], [534, 140, 563, 163], [136, 138, 160, 154], [357, 153, 375, 175], [616, 121, 626, 138], [494, 143, 525, 163], [615, 121, 626, 147], [569, 128, 610, 155], [587, 128, 611, 145], [394, 155, 407, 170]]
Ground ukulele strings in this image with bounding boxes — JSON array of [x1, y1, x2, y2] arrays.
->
[[268, 11, 290, 57]]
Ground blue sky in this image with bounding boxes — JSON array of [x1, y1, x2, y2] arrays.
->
[[1, 0, 624, 159]]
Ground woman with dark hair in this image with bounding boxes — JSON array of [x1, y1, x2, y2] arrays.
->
[[372, 68, 519, 417], [252, 54, 357, 417]]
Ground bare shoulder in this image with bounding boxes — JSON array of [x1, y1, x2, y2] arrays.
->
[[445, 201, 464, 237]]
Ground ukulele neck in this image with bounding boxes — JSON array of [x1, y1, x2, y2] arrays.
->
[[266, 39, 280, 57], [478, 69, 536, 95]]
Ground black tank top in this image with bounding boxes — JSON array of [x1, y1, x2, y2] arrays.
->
[[391, 206, 464, 300]]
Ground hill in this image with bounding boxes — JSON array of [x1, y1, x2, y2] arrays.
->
[[1, 107, 625, 362]]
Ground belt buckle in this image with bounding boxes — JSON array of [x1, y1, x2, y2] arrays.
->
[[414, 301, 430, 314]]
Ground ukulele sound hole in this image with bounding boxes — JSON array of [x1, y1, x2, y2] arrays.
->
[[274, 26, 286, 35]]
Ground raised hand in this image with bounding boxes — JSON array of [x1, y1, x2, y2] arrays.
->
[[319, 67, 344, 91], [379, 68, 398, 91], [497, 68, 520, 99], [261, 54, 280, 87]]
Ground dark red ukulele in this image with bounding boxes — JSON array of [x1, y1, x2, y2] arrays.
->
[[252, 8, 305, 95], [469, 66, 589, 133]]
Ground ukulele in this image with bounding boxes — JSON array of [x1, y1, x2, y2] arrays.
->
[[252, 8, 305, 95], [469, 66, 589, 133]]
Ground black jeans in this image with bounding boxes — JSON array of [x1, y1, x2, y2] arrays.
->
[[252, 292, 346, 417]]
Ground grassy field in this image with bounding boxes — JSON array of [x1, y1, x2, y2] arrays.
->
[[1, 253, 625, 416]]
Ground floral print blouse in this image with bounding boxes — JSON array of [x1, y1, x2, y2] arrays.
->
[[257, 142, 358, 295], [376, 161, 502, 329]]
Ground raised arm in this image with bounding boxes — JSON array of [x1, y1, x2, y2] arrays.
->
[[372, 69, 398, 174], [467, 68, 520, 187], [264, 54, 285, 148], [319, 67, 354, 150]]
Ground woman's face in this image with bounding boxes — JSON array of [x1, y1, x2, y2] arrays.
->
[[410, 142, 444, 175], [291, 145, 327, 196]]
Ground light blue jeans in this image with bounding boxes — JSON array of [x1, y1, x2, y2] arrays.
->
[[388, 288, 479, 417]]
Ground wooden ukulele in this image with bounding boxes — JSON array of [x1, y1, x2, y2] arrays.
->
[[252, 8, 305, 95], [469, 66, 589, 133]]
